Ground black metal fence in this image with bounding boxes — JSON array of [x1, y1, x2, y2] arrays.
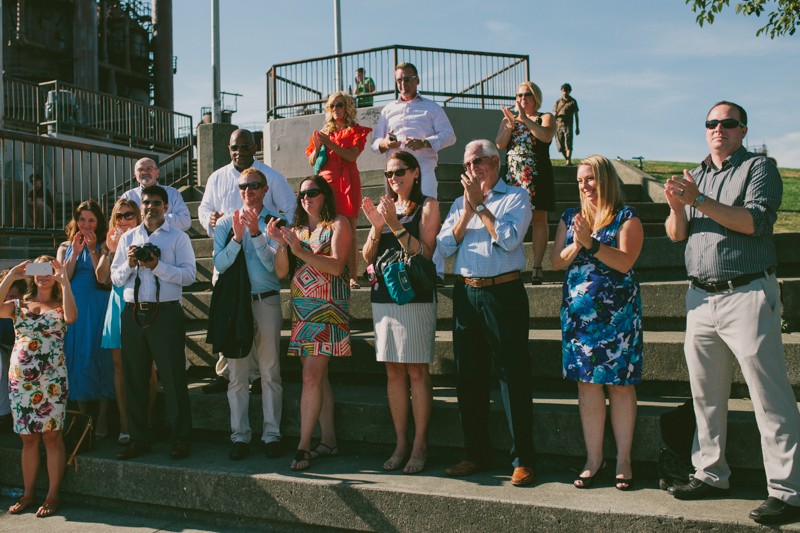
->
[[266, 44, 529, 120], [2, 78, 193, 153]]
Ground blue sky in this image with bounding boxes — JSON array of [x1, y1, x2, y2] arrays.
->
[[173, 0, 800, 167]]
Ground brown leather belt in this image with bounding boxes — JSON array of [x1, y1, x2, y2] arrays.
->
[[126, 301, 180, 311], [457, 271, 521, 288]]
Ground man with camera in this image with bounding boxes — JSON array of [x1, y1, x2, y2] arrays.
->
[[210, 168, 286, 460], [110, 185, 197, 460]]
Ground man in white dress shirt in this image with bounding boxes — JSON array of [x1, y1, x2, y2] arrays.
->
[[122, 157, 191, 232]]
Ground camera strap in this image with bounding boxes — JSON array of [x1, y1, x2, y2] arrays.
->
[[133, 268, 161, 328]]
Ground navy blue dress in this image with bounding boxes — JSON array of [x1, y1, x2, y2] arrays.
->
[[560, 206, 643, 385]]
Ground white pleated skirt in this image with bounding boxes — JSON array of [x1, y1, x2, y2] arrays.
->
[[371, 302, 436, 364]]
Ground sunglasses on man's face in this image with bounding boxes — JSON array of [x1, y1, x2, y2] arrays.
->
[[116, 212, 136, 220], [230, 144, 252, 151], [464, 157, 487, 170], [384, 168, 410, 179], [395, 76, 417, 84], [705, 119, 744, 130], [238, 181, 264, 191], [141, 199, 164, 206], [298, 189, 322, 199]]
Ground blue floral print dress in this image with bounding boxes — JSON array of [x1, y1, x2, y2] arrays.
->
[[560, 206, 643, 385]]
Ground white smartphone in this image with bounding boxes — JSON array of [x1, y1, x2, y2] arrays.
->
[[25, 262, 53, 276]]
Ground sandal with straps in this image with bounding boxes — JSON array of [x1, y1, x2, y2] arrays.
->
[[8, 495, 35, 514], [309, 442, 339, 460], [36, 499, 60, 518], [530, 267, 543, 285], [291, 449, 312, 471]]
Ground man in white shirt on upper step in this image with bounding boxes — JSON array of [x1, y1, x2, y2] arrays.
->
[[122, 157, 192, 232]]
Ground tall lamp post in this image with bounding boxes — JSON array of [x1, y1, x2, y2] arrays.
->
[[334, 0, 343, 92], [211, 0, 221, 123]]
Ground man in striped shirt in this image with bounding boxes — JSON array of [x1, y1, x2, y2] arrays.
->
[[664, 101, 800, 524]]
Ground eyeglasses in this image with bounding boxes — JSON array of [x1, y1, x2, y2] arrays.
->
[[141, 199, 164, 206], [464, 157, 487, 169], [116, 212, 136, 220], [298, 189, 322, 199], [705, 119, 745, 130], [135, 167, 157, 173], [384, 168, 410, 179], [395, 76, 417, 84], [238, 182, 264, 191], [516, 92, 533, 98], [230, 144, 252, 151], [328, 102, 345, 110]]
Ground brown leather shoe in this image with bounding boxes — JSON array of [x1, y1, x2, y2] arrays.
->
[[170, 443, 191, 460], [511, 466, 536, 486], [445, 460, 482, 477], [116, 443, 151, 460]]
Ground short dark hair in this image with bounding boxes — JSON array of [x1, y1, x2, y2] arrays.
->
[[707, 100, 748, 126], [142, 185, 168, 204], [561, 83, 572, 92], [395, 62, 418, 77]]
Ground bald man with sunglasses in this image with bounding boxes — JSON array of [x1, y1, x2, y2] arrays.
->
[[665, 101, 800, 525]]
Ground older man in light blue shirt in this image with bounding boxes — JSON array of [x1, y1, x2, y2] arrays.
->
[[437, 139, 536, 487], [212, 168, 286, 461]]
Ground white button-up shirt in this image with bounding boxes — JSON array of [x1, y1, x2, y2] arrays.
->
[[121, 184, 192, 232]]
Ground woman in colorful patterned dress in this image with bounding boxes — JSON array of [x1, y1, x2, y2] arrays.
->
[[495, 81, 556, 284], [550, 155, 644, 490], [1, 255, 77, 517], [267, 175, 352, 471], [56, 200, 113, 437], [306, 91, 372, 289]]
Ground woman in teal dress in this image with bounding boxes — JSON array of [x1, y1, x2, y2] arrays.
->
[[56, 199, 113, 437], [551, 155, 644, 490]]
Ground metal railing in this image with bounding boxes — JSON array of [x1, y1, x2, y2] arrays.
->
[[2, 78, 193, 153], [266, 44, 529, 120], [0, 129, 194, 240]]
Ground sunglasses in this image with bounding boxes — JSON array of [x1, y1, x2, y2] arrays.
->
[[328, 102, 345, 110], [141, 199, 164, 206], [705, 119, 745, 130], [230, 144, 252, 151], [395, 76, 417, 84], [464, 157, 487, 169], [516, 92, 534, 98], [384, 168, 410, 179], [238, 181, 264, 191], [298, 189, 322, 199], [116, 212, 136, 220]]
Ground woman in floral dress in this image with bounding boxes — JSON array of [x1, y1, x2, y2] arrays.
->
[[268, 175, 352, 471], [1, 256, 77, 518], [496, 81, 556, 284], [550, 155, 644, 490]]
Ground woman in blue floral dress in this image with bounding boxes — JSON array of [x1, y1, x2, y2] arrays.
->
[[551, 155, 644, 491], [1, 256, 77, 518]]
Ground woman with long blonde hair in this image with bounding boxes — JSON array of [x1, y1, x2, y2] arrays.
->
[[306, 91, 372, 289], [551, 155, 644, 491]]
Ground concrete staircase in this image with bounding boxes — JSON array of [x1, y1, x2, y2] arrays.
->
[[2, 162, 800, 531]]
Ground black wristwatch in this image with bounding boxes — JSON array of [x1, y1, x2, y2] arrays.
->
[[587, 238, 601, 255]]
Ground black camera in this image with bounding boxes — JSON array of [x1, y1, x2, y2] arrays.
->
[[133, 243, 161, 262]]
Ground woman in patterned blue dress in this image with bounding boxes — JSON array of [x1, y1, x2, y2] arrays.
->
[[551, 155, 644, 490]]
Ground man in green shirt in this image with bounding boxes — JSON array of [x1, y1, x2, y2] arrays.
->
[[353, 67, 375, 108]]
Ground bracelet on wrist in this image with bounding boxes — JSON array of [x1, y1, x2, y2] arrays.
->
[[587, 238, 601, 255]]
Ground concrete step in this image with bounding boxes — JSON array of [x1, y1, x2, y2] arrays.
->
[[184, 329, 800, 395], [0, 432, 779, 532]]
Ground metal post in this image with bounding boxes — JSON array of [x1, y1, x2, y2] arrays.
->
[[0, 3, 4, 129], [334, 0, 343, 91], [211, 0, 221, 123]]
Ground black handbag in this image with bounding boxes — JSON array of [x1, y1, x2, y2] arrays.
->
[[405, 240, 436, 292]]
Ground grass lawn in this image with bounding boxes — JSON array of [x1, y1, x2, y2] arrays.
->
[[553, 158, 800, 233]]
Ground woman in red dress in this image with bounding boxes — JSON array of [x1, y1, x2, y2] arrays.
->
[[306, 91, 372, 289]]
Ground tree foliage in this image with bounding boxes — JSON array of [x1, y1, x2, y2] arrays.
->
[[686, 0, 800, 38]]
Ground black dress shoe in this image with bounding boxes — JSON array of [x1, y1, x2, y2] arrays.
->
[[170, 443, 191, 459], [749, 497, 800, 524], [116, 443, 151, 460], [668, 478, 730, 500], [249, 379, 262, 395], [201, 376, 229, 394], [264, 440, 283, 458], [0, 414, 12, 433], [229, 441, 249, 461]]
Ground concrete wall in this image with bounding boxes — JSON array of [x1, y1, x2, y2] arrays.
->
[[263, 106, 502, 180]]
